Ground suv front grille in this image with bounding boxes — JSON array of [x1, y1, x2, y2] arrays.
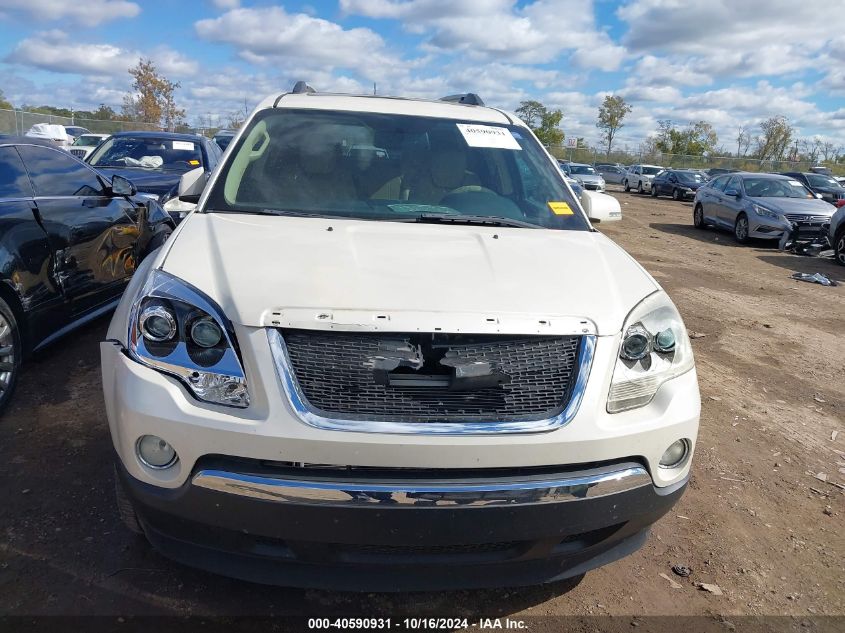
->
[[280, 329, 581, 423], [69, 149, 87, 157]]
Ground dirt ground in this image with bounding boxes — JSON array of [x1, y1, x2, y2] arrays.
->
[[0, 187, 843, 623]]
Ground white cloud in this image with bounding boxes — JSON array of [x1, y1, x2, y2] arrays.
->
[[195, 6, 404, 80], [619, 0, 845, 78], [209, 0, 239, 9], [342, 0, 626, 70], [6, 30, 198, 78], [0, 0, 140, 25]]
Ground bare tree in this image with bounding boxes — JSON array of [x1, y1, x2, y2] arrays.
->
[[821, 141, 839, 162], [735, 125, 752, 157]]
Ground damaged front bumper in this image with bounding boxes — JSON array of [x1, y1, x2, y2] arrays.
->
[[116, 455, 688, 590]]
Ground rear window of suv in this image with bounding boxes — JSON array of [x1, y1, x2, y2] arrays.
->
[[204, 108, 589, 231]]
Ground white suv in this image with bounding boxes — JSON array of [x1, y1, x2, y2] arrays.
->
[[101, 87, 700, 591], [624, 164, 664, 194]]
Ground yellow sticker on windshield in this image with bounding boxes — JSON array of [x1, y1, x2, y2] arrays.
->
[[188, 159, 200, 166], [548, 201, 573, 215]]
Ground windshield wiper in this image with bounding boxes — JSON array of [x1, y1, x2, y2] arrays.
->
[[401, 213, 540, 229]]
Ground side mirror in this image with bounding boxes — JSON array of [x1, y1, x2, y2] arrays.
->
[[178, 166, 207, 203], [111, 174, 136, 197], [724, 188, 740, 197]]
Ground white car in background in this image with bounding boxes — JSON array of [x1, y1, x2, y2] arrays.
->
[[623, 164, 663, 194], [25, 123, 70, 148], [68, 133, 109, 160], [564, 175, 622, 222]]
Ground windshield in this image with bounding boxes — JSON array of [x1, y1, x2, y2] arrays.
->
[[642, 166, 662, 175], [676, 171, 704, 183], [569, 165, 597, 176], [743, 177, 813, 198], [72, 135, 103, 147], [88, 136, 204, 170], [806, 174, 840, 188], [205, 108, 589, 231]]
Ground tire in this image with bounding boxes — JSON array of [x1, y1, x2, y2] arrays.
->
[[672, 188, 681, 201], [142, 227, 172, 261], [623, 179, 630, 192], [693, 204, 707, 229], [835, 229, 845, 266], [734, 213, 750, 244], [637, 181, 644, 194], [651, 185, 658, 197], [0, 297, 22, 415], [114, 466, 143, 535]]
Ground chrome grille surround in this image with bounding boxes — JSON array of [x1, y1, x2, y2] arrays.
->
[[267, 328, 596, 435]]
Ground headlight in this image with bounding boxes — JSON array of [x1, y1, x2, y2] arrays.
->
[[163, 197, 197, 214], [752, 204, 781, 220], [127, 270, 249, 408], [608, 291, 694, 413]]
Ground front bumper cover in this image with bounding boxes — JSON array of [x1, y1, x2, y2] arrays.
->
[[117, 456, 688, 591]]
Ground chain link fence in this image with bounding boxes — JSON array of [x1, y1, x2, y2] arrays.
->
[[547, 145, 834, 175], [0, 108, 199, 137]]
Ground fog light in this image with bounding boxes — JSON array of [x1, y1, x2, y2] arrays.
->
[[659, 439, 689, 469], [137, 435, 177, 469]]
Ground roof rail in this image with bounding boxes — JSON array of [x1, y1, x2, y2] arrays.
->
[[440, 93, 485, 106], [292, 81, 316, 94]]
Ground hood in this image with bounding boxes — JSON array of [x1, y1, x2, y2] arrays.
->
[[93, 167, 182, 196], [160, 214, 659, 335], [749, 196, 836, 216], [576, 174, 603, 183]]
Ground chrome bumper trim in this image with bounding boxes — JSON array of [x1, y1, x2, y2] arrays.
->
[[267, 328, 596, 435], [191, 465, 651, 507]]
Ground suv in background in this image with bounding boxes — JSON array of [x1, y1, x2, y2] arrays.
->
[[781, 171, 845, 208], [829, 205, 845, 265], [623, 164, 663, 194], [68, 133, 109, 160], [103, 85, 699, 591]]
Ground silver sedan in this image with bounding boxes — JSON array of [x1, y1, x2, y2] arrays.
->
[[693, 172, 835, 244]]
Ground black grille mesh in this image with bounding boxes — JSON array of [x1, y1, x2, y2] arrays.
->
[[281, 329, 581, 423]]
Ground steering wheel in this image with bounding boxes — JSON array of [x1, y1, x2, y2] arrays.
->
[[448, 185, 498, 196]]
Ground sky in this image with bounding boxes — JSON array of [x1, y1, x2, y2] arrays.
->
[[1, 0, 844, 153]]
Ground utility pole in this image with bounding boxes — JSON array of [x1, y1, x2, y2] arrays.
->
[[373, 82, 377, 95]]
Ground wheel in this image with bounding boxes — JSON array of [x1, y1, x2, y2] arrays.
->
[[623, 179, 630, 192], [142, 227, 172, 261], [0, 297, 22, 415], [651, 185, 658, 197], [114, 466, 143, 534], [734, 213, 750, 244], [672, 188, 681, 201], [835, 229, 845, 266], [637, 181, 644, 194], [693, 204, 707, 229]]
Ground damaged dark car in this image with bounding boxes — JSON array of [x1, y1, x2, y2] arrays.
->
[[0, 137, 174, 412]]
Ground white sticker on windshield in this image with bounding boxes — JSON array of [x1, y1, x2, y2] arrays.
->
[[172, 141, 195, 151], [787, 180, 802, 186], [456, 124, 521, 150]]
